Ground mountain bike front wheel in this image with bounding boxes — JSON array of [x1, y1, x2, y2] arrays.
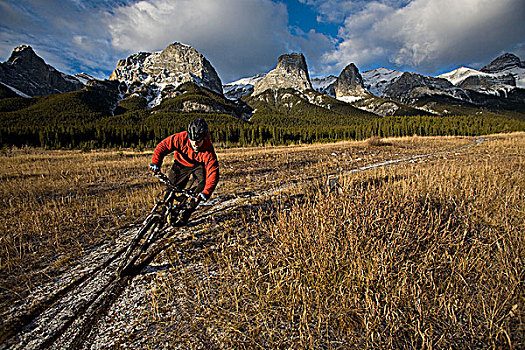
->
[[117, 214, 161, 277]]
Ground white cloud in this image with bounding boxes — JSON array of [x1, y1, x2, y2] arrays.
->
[[2, 0, 522, 83], [0, 0, 122, 78], [288, 27, 336, 77], [300, 0, 410, 23], [322, 0, 525, 74], [0, 0, 334, 81], [106, 0, 295, 82], [299, 0, 363, 23]]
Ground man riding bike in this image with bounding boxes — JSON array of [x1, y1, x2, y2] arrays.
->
[[149, 118, 219, 225]]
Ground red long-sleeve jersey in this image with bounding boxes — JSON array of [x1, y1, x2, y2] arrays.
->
[[151, 131, 219, 198]]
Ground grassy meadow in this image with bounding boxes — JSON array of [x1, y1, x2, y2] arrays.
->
[[0, 133, 523, 348]]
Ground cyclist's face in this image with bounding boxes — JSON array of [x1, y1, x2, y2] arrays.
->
[[190, 139, 204, 151]]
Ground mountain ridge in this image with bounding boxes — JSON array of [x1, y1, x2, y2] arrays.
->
[[0, 45, 84, 96], [0, 43, 524, 120]]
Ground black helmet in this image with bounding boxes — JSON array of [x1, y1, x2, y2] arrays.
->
[[187, 118, 209, 142]]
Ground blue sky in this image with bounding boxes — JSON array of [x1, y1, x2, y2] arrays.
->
[[1, 0, 524, 83]]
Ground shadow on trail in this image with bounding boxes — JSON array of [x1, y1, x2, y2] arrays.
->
[[0, 242, 127, 346]]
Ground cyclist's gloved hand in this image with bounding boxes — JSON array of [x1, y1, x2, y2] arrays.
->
[[149, 163, 160, 174], [198, 193, 208, 202]]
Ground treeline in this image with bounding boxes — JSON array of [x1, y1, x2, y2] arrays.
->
[[2, 80, 524, 149], [1, 111, 524, 149]]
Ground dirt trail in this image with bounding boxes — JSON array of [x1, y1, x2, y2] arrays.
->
[[0, 137, 487, 349]]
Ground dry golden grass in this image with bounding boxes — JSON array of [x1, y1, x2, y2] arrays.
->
[[0, 150, 157, 308], [365, 135, 389, 146], [147, 133, 524, 349], [1, 134, 522, 348]]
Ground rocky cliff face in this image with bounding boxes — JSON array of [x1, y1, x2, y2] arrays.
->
[[457, 74, 516, 91], [334, 63, 368, 99], [253, 53, 312, 95], [383, 72, 467, 103], [0, 45, 84, 97], [481, 53, 525, 74], [109, 42, 223, 106]]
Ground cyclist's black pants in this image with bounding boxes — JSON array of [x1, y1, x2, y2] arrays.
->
[[168, 161, 205, 194]]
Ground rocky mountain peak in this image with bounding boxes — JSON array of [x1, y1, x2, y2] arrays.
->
[[158, 42, 222, 94], [383, 72, 457, 103], [253, 53, 312, 95], [109, 42, 223, 105], [8, 45, 41, 65], [481, 53, 524, 73], [0, 45, 83, 96], [277, 53, 309, 72], [334, 63, 367, 98]]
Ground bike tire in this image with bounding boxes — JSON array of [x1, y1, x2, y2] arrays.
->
[[117, 214, 160, 276], [124, 217, 167, 274]]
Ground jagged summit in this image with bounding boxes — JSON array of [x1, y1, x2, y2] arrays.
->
[[1, 43, 524, 118], [109, 42, 223, 106], [0, 45, 83, 96], [8, 45, 39, 65], [481, 53, 525, 74], [253, 53, 312, 95], [278, 53, 310, 73], [439, 53, 525, 91], [334, 63, 368, 101]]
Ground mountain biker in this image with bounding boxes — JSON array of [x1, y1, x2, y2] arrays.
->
[[149, 118, 219, 225]]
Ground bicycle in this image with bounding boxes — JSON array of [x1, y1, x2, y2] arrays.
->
[[116, 172, 199, 277]]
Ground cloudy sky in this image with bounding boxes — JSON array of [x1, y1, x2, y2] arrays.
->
[[1, 0, 524, 83]]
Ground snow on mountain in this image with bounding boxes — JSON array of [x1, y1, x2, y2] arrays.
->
[[381, 71, 478, 104], [362, 68, 403, 97], [439, 53, 525, 91], [227, 74, 266, 86], [223, 73, 265, 100], [311, 75, 337, 92], [505, 66, 525, 88], [481, 53, 524, 73], [336, 95, 363, 103], [72, 72, 97, 85], [1, 82, 31, 97], [438, 67, 489, 85], [438, 67, 515, 97]]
